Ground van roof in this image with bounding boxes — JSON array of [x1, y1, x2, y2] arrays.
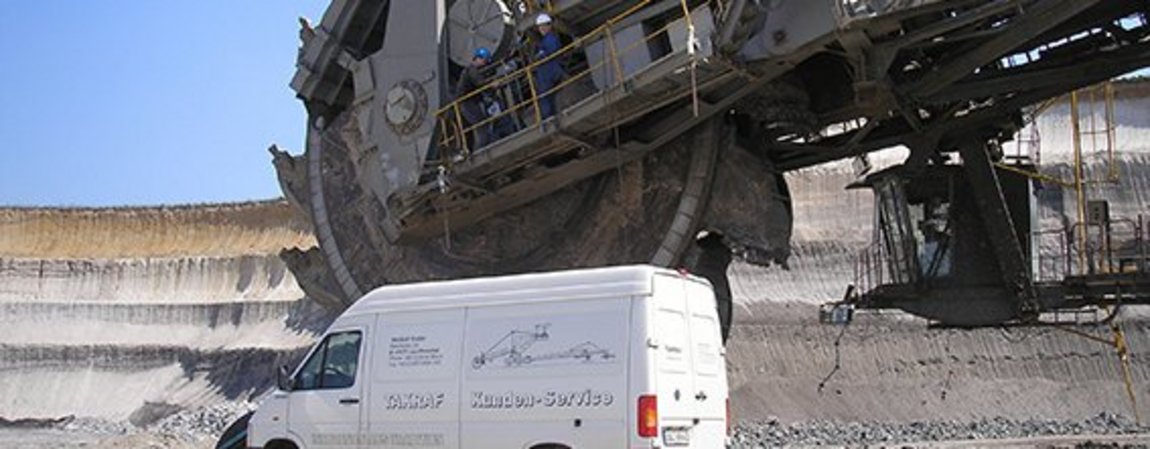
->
[[341, 265, 686, 317]]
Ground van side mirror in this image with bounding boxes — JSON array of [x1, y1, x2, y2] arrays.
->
[[276, 365, 294, 392]]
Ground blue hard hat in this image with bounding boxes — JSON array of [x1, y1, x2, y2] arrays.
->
[[474, 47, 492, 60]]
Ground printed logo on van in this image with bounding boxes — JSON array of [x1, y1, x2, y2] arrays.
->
[[470, 323, 616, 370], [385, 392, 445, 410], [471, 389, 615, 409]]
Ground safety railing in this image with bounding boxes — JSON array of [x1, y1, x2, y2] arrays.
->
[[853, 242, 888, 296], [994, 81, 1119, 189], [1033, 215, 1148, 282], [518, 0, 555, 15], [853, 236, 936, 296], [860, 215, 1149, 292], [431, 0, 700, 171], [1073, 82, 1119, 183], [1073, 217, 1145, 276]]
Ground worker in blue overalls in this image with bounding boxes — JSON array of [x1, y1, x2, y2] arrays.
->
[[456, 47, 494, 150], [532, 13, 563, 121]]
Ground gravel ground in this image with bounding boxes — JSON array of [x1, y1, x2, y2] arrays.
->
[[0, 402, 255, 448], [731, 413, 1150, 448], [149, 402, 257, 439], [4, 408, 1148, 448]]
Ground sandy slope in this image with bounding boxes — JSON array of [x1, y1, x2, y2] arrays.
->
[[0, 200, 314, 259], [0, 201, 325, 422]]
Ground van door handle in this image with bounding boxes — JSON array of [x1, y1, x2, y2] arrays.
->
[[339, 398, 360, 405], [695, 391, 708, 401]]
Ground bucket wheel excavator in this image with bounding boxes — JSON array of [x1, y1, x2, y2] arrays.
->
[[270, 0, 1150, 328]]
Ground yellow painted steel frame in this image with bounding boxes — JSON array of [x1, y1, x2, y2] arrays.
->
[[431, 0, 706, 165], [994, 82, 1120, 192], [1053, 310, 1142, 425]]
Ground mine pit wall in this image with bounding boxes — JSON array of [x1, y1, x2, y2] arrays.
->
[[728, 307, 1150, 424], [0, 201, 328, 423], [0, 200, 315, 259], [725, 81, 1150, 423], [0, 256, 301, 304]]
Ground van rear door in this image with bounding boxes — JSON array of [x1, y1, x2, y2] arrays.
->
[[652, 274, 696, 445], [652, 273, 727, 448], [683, 277, 728, 447]]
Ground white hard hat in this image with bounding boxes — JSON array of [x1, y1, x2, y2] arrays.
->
[[535, 13, 553, 26]]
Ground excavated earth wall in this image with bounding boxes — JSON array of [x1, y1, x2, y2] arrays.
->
[[0, 201, 327, 425]]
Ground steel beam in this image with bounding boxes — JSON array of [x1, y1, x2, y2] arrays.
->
[[928, 41, 1150, 104], [906, 0, 1101, 100], [957, 139, 1037, 317]]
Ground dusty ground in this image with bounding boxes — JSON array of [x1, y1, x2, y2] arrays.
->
[[726, 300, 1150, 423], [0, 429, 210, 449], [3, 426, 1149, 448]]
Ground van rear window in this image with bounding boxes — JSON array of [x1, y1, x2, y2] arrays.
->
[[691, 314, 721, 376], [656, 309, 689, 374]]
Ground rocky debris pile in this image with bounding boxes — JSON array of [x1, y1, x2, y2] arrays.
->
[[58, 416, 132, 435], [0, 402, 256, 446], [1074, 442, 1149, 449], [149, 402, 257, 441], [731, 413, 1150, 448]]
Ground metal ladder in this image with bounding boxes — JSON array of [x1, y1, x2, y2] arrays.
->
[[875, 176, 920, 285]]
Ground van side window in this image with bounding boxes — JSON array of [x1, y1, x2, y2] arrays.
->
[[295, 331, 362, 390]]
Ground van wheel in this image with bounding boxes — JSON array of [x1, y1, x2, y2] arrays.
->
[[214, 411, 252, 449], [265, 440, 298, 449]]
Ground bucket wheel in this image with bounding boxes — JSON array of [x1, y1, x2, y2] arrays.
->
[[277, 110, 792, 308]]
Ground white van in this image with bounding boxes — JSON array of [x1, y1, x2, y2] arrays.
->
[[247, 265, 729, 449]]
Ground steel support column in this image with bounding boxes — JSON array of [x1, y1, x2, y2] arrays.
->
[[958, 139, 1037, 318]]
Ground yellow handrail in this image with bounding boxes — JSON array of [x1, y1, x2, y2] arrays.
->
[[994, 81, 1121, 192], [435, 0, 707, 164], [523, 0, 555, 15], [524, 67, 544, 126], [605, 26, 624, 88], [436, 0, 653, 116], [442, 15, 689, 150], [453, 103, 468, 156]]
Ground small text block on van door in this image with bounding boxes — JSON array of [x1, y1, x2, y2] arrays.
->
[[376, 312, 464, 381], [370, 308, 465, 441]]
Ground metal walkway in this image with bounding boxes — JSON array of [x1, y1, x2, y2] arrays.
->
[[390, 2, 748, 239]]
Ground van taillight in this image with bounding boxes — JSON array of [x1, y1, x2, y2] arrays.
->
[[638, 395, 658, 438]]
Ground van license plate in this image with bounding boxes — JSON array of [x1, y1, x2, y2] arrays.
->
[[663, 427, 691, 446]]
